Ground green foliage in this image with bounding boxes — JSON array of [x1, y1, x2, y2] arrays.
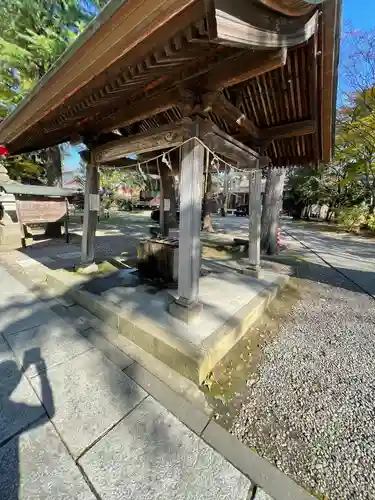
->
[[337, 205, 368, 233], [101, 194, 113, 210], [285, 90, 375, 223], [116, 199, 133, 211], [4, 154, 45, 182], [100, 169, 153, 193], [366, 214, 375, 232]]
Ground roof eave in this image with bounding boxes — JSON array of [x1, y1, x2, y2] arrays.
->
[[321, 0, 342, 164], [0, 0, 128, 143]]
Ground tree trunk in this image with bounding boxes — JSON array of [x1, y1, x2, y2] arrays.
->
[[202, 171, 215, 232], [45, 145, 63, 238], [370, 190, 375, 214], [159, 164, 170, 237], [221, 166, 229, 216], [303, 205, 312, 220], [169, 177, 178, 228], [261, 168, 285, 254], [46, 146, 62, 186], [325, 203, 333, 221]]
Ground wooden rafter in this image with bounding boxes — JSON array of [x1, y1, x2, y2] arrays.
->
[[261, 120, 315, 141], [203, 92, 259, 139], [204, 91, 315, 143], [97, 47, 287, 136], [309, 33, 319, 163], [101, 89, 181, 134], [204, 48, 287, 91]]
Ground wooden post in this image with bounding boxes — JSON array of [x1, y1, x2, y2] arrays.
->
[[81, 160, 99, 268], [245, 167, 262, 277], [169, 137, 204, 323]]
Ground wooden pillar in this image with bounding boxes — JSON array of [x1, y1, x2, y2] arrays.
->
[[169, 137, 204, 323], [246, 167, 262, 277], [81, 160, 99, 267]]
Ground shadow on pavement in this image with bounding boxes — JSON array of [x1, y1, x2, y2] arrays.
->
[[0, 349, 54, 500], [0, 277, 176, 499]]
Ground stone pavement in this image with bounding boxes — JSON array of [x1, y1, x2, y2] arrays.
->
[[0, 262, 314, 500]]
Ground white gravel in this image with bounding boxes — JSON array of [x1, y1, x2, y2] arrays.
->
[[231, 258, 375, 499]]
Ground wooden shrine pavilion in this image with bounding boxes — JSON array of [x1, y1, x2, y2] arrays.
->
[[0, 0, 341, 322]]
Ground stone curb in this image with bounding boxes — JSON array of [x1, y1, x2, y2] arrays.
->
[[202, 422, 314, 500], [125, 362, 210, 436]]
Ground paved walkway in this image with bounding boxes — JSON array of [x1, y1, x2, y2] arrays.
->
[[0, 262, 313, 500], [281, 219, 375, 296]]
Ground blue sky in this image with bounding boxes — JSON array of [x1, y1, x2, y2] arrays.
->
[[63, 0, 374, 172], [63, 144, 83, 172], [342, 0, 374, 31]]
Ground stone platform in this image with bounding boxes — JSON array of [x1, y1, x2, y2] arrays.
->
[[47, 265, 288, 384]]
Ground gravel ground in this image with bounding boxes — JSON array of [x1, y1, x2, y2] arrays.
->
[[231, 252, 375, 499]]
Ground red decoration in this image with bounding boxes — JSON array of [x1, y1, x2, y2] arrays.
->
[[0, 145, 9, 156]]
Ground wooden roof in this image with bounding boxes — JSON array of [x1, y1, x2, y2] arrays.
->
[[0, 0, 342, 167]]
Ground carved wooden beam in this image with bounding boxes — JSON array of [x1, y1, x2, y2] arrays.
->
[[95, 157, 141, 169], [261, 120, 315, 141], [96, 115, 261, 168], [177, 88, 199, 117], [204, 48, 287, 90], [93, 121, 193, 164], [258, 0, 318, 18], [205, 0, 318, 49], [202, 121, 259, 165], [203, 92, 260, 139]]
